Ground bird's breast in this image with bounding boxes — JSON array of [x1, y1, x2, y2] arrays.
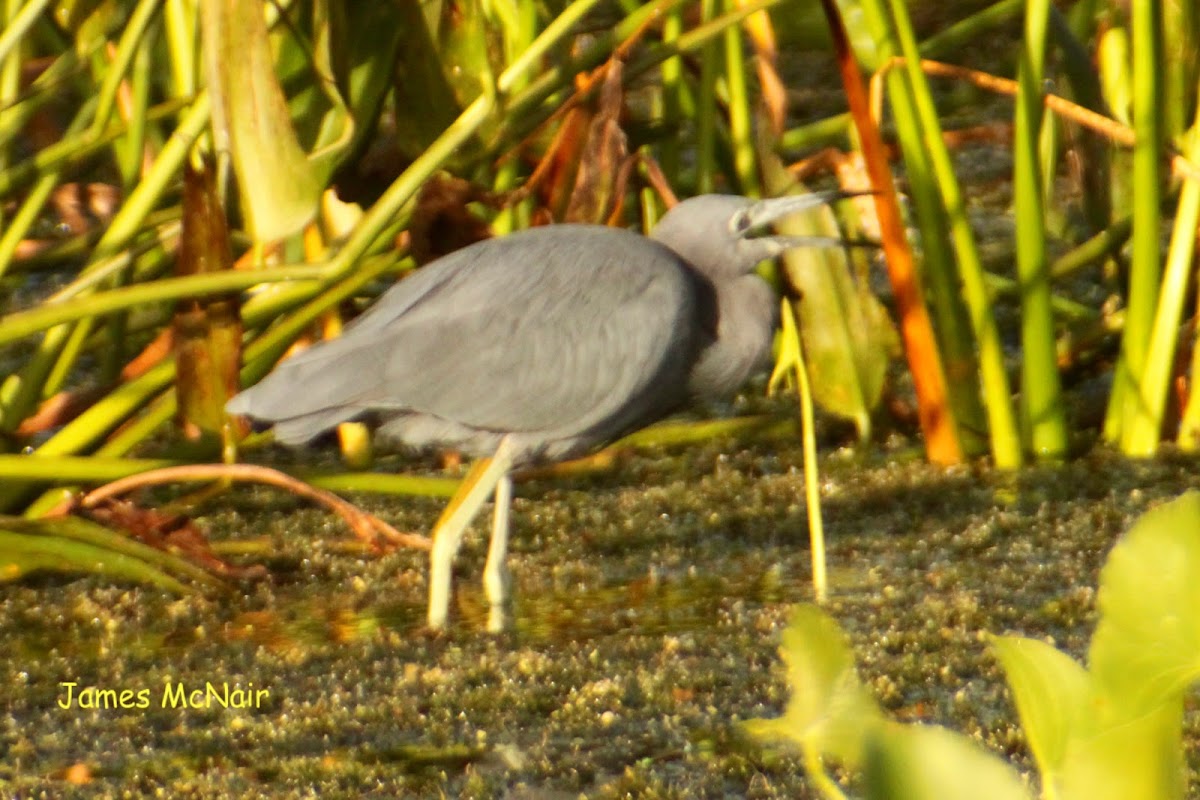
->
[[687, 275, 777, 400]]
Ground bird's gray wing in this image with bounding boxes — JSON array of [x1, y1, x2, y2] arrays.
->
[[231, 226, 699, 441]]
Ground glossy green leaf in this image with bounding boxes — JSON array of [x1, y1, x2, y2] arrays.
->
[[744, 604, 883, 767], [1057, 700, 1185, 800], [1089, 491, 1200, 715], [990, 634, 1088, 782], [864, 723, 1030, 800]]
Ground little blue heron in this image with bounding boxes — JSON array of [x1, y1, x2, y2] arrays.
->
[[227, 192, 855, 631]]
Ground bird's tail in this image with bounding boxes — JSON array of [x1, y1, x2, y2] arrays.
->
[[227, 384, 362, 445]]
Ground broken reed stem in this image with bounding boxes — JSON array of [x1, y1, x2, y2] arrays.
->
[[869, 56, 1200, 183]]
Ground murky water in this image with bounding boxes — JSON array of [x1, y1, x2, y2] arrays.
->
[[0, 4, 1172, 791], [4, 413, 1200, 796]]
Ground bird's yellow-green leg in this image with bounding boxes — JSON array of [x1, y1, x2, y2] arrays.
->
[[427, 436, 518, 630], [484, 474, 513, 633]]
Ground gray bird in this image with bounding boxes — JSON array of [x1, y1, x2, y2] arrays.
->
[[227, 192, 855, 631]]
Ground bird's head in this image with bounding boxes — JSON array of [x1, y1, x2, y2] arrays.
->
[[649, 192, 861, 282]]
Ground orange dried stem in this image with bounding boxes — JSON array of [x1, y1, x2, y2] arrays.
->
[[80, 464, 430, 551], [818, 0, 963, 464], [870, 57, 1200, 183]]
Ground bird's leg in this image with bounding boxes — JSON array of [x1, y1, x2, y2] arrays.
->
[[483, 474, 513, 633], [427, 436, 517, 630]]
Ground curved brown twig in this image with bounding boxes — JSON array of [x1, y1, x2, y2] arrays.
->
[[79, 464, 430, 551]]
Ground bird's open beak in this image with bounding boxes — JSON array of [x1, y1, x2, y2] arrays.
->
[[741, 190, 877, 252]]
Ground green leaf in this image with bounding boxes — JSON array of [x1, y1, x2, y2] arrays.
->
[[1056, 700, 1184, 800], [990, 634, 1089, 782], [1097, 26, 1132, 127], [744, 604, 883, 768], [781, 238, 894, 440], [864, 723, 1031, 800], [831, 0, 884, 70], [201, 0, 325, 241], [390, 2, 485, 166], [759, 178, 894, 441], [277, 2, 399, 171], [1089, 491, 1200, 715]]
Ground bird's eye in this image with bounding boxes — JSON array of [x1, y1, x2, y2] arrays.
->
[[732, 212, 752, 235]]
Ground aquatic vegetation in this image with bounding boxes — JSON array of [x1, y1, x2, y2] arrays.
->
[[748, 491, 1200, 799]]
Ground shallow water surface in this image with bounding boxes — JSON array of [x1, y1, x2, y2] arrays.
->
[[3, 435, 1199, 797]]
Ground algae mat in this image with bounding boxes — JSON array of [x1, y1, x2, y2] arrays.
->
[[3, 438, 1198, 797]]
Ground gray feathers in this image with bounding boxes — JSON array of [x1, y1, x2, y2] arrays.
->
[[229, 226, 713, 463], [227, 194, 820, 465]]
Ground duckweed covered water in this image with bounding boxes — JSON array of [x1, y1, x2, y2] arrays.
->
[[3, 430, 1200, 797]]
